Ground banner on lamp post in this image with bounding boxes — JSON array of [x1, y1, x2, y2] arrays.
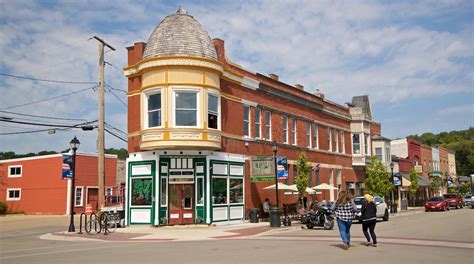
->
[[276, 156, 288, 179], [62, 154, 73, 179]]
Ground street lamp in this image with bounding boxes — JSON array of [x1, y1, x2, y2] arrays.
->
[[389, 162, 395, 213], [271, 141, 280, 227], [68, 136, 80, 232]]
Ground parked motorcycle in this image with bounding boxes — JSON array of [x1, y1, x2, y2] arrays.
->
[[301, 201, 335, 230]]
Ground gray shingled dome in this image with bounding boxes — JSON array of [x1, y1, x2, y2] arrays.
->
[[143, 7, 217, 60]]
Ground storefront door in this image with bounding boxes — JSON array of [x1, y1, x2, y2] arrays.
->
[[169, 184, 194, 224], [88, 188, 98, 211]]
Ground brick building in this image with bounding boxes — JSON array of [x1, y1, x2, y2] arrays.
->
[[124, 7, 382, 225], [0, 153, 119, 214]]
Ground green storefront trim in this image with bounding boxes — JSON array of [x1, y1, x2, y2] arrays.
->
[[127, 160, 156, 225]]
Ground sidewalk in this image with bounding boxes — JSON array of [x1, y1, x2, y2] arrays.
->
[[45, 221, 293, 242], [391, 207, 425, 217]]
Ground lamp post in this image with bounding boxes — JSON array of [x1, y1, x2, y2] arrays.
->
[[271, 141, 280, 227], [389, 162, 395, 213], [68, 136, 80, 232]]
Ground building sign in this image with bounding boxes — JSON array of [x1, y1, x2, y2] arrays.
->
[[250, 156, 274, 182], [393, 172, 402, 186], [414, 165, 423, 173], [276, 156, 288, 179], [62, 154, 73, 179]]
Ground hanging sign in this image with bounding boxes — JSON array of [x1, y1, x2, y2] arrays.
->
[[414, 165, 423, 173], [62, 154, 73, 179], [250, 156, 274, 182], [276, 156, 288, 179]]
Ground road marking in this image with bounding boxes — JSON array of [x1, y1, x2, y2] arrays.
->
[[250, 236, 474, 250], [0, 242, 149, 260]]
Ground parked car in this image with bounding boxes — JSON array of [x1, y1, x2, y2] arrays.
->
[[443, 193, 464, 209], [425, 196, 449, 212], [353, 195, 389, 221], [462, 194, 472, 207]]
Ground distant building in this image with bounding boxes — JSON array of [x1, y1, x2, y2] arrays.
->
[[0, 153, 118, 214]]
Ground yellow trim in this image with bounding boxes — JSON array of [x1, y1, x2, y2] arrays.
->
[[163, 131, 170, 140], [128, 91, 141, 96], [141, 82, 219, 91], [123, 55, 224, 71], [202, 132, 208, 141], [128, 131, 140, 137], [141, 127, 222, 133]]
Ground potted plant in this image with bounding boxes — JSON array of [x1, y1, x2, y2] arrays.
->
[[195, 216, 204, 224]]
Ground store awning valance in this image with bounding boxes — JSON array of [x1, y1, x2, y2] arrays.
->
[[401, 173, 432, 187]]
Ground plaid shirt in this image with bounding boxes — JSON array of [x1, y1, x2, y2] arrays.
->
[[332, 202, 356, 222]]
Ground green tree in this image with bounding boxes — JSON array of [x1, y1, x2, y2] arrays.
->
[[430, 176, 442, 195], [295, 153, 310, 202], [105, 148, 129, 160], [409, 168, 419, 207], [365, 156, 393, 197], [459, 183, 471, 195]]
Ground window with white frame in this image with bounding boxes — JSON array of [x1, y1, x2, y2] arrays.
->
[[147, 92, 161, 128], [243, 105, 250, 137], [364, 134, 370, 155], [75, 187, 83, 207], [7, 188, 21, 201], [386, 147, 391, 163], [306, 122, 311, 148], [283, 115, 288, 143], [265, 111, 271, 140], [254, 108, 261, 138], [208, 93, 219, 129], [291, 118, 297, 145], [8, 165, 22, 178], [341, 131, 345, 153], [327, 127, 332, 151], [334, 129, 339, 152], [175, 90, 198, 127], [313, 123, 319, 149], [375, 147, 383, 161], [353, 134, 361, 154]]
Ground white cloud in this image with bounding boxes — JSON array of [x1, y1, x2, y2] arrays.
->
[[0, 0, 472, 153]]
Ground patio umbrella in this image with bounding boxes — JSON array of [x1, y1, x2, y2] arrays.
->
[[311, 183, 338, 191], [288, 184, 318, 194], [263, 183, 292, 190]]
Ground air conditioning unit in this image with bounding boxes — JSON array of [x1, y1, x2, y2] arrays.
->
[[348, 183, 355, 189]]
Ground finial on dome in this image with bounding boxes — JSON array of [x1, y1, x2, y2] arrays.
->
[[176, 6, 187, 15]]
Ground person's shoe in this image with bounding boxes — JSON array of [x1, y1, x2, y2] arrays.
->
[[372, 243, 378, 247], [343, 242, 349, 250]]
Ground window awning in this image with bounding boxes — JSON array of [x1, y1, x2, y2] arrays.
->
[[401, 173, 432, 187]]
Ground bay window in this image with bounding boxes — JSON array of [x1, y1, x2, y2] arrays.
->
[[147, 92, 161, 128], [353, 134, 361, 154], [174, 91, 198, 127], [208, 93, 219, 129]]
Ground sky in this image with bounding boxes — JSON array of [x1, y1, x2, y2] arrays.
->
[[0, 0, 473, 154]]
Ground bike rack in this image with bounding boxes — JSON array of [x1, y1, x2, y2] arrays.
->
[[78, 213, 86, 234], [78, 211, 111, 236]]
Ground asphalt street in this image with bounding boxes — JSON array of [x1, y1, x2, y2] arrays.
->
[[1, 209, 472, 264]]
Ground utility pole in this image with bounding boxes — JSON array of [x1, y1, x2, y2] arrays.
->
[[93, 36, 115, 211]]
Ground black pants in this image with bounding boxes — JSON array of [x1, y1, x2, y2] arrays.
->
[[362, 220, 377, 244]]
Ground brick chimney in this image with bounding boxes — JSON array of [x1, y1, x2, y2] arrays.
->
[[127, 42, 146, 66], [212, 38, 226, 63], [269, 73, 279, 81], [295, 84, 304, 90]]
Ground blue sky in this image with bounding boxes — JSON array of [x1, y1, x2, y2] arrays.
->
[[0, 0, 473, 154]]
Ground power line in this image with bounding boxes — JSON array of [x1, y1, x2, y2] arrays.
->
[[0, 73, 96, 85], [105, 85, 127, 107], [0, 110, 87, 122], [104, 127, 127, 143], [0, 86, 96, 110], [104, 122, 127, 136], [0, 119, 97, 128], [0, 127, 67, 136]]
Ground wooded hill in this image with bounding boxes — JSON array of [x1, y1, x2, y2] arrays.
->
[[409, 127, 474, 176]]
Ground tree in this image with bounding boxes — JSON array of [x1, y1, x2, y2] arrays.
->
[[430, 176, 442, 195], [295, 153, 310, 203], [105, 148, 129, 160], [365, 156, 393, 197], [409, 168, 419, 207], [459, 183, 471, 195]]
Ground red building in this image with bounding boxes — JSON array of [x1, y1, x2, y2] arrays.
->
[[124, 7, 382, 225], [0, 153, 119, 215]]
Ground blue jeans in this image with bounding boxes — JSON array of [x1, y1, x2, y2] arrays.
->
[[336, 218, 352, 244]]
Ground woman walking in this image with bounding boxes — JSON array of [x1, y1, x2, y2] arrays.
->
[[331, 191, 356, 250], [361, 194, 378, 247]]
